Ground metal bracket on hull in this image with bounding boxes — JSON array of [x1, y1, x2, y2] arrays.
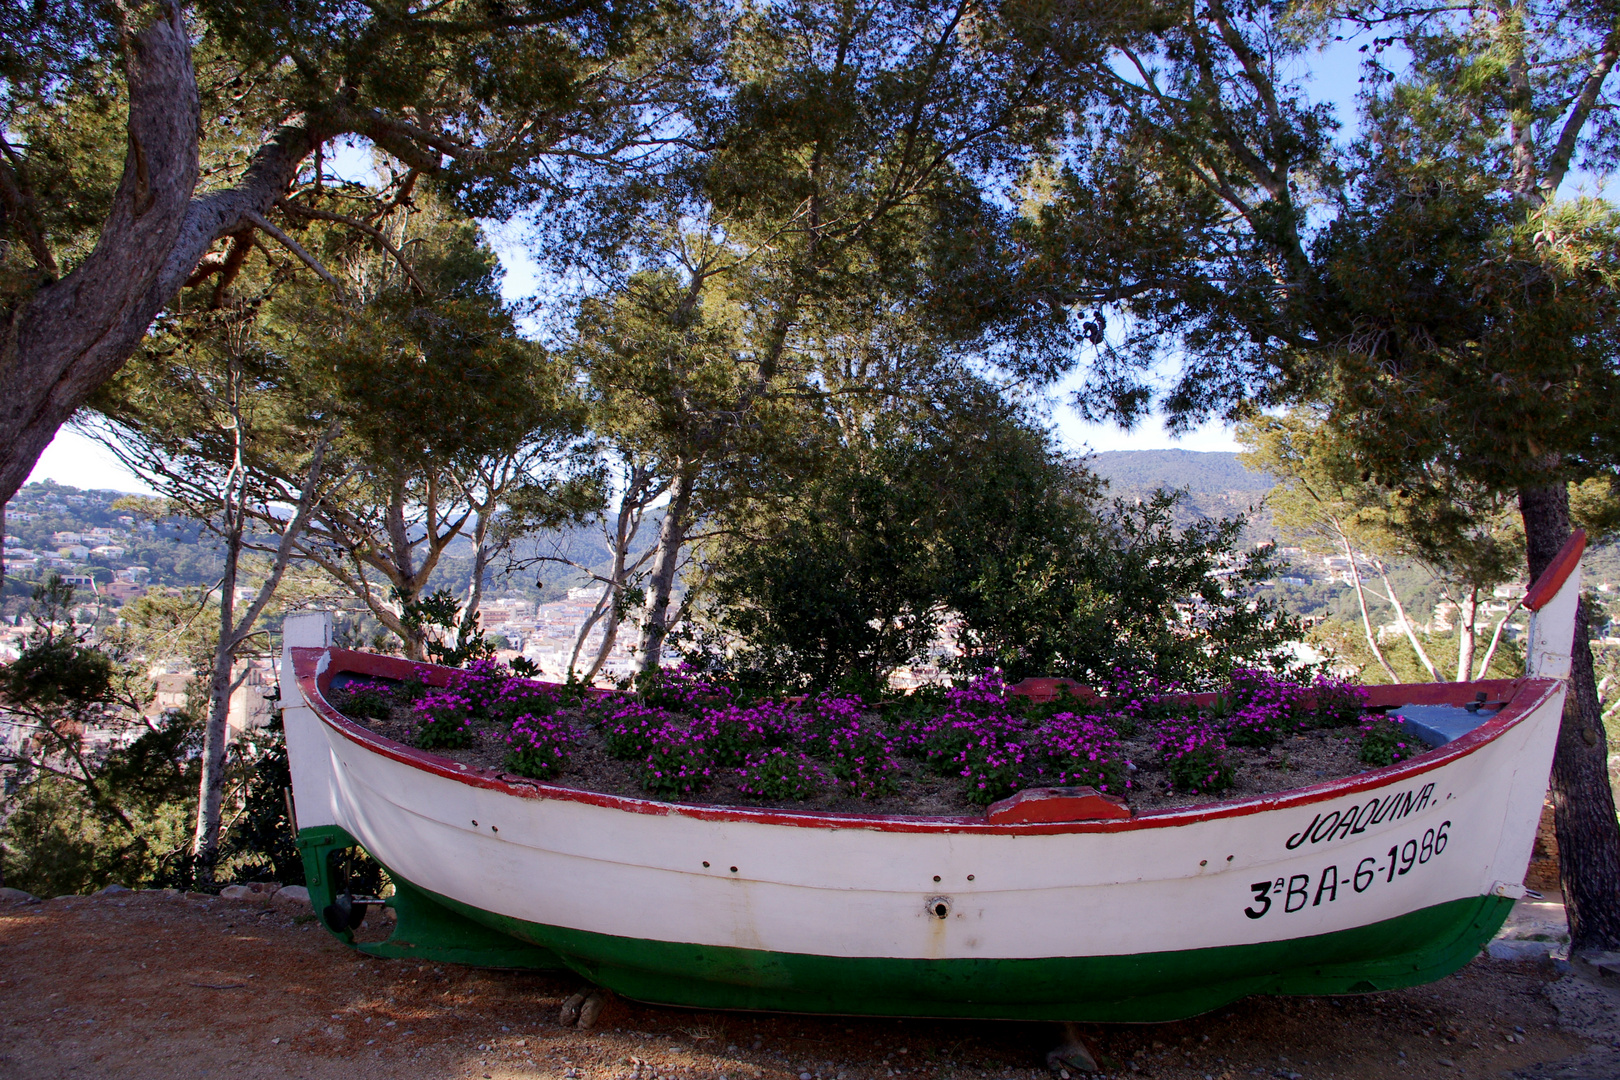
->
[[296, 825, 565, 970]]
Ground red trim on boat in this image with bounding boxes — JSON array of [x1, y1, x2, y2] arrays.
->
[[1524, 529, 1586, 612], [292, 647, 1562, 837]]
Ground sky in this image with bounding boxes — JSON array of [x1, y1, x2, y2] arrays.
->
[[21, 34, 1378, 496]]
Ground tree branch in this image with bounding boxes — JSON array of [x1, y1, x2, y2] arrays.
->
[[278, 200, 428, 294], [1544, 16, 1620, 196], [241, 210, 338, 287]]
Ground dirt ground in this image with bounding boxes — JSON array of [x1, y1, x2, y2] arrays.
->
[[4, 889, 1618, 1080]]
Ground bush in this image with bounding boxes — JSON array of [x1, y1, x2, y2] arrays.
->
[[1157, 717, 1235, 794], [1358, 714, 1423, 766], [1034, 713, 1132, 796], [0, 774, 194, 896], [503, 715, 579, 780], [821, 718, 902, 799], [641, 731, 713, 799], [598, 703, 672, 759], [634, 666, 736, 713], [956, 732, 1034, 805], [219, 721, 304, 885], [1308, 676, 1371, 729], [735, 748, 825, 801], [411, 686, 479, 749], [0, 708, 201, 895], [328, 678, 397, 721], [693, 701, 801, 767], [487, 678, 561, 727]]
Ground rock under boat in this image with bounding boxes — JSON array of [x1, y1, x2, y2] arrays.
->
[[279, 532, 1588, 1022]]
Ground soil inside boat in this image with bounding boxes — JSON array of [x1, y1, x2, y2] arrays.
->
[[326, 672, 1437, 818]]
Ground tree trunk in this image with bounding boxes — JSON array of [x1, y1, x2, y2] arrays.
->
[[637, 467, 696, 674], [0, 6, 322, 513], [1342, 532, 1399, 681], [1372, 558, 1440, 681], [0, 5, 199, 508], [1455, 588, 1477, 683], [582, 482, 651, 682], [1519, 482, 1620, 952], [458, 510, 492, 655], [193, 529, 240, 888]]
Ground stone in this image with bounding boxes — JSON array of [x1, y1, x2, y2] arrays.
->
[[1488, 939, 1562, 961], [559, 993, 586, 1027], [577, 991, 607, 1030], [271, 885, 311, 912], [219, 885, 258, 902], [93, 884, 130, 896], [1575, 948, 1620, 985], [0, 887, 39, 904], [1046, 1023, 1099, 1074]]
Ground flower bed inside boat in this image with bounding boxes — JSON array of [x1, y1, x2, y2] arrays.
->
[[325, 662, 1429, 815]]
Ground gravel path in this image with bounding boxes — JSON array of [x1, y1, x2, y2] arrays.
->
[[0, 889, 1614, 1080]]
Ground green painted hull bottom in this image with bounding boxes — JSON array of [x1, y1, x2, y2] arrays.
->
[[296, 825, 565, 970], [297, 827, 1513, 1022]]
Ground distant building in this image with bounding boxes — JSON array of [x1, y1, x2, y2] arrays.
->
[[90, 545, 127, 558], [104, 581, 147, 604], [51, 531, 83, 545], [56, 544, 90, 560], [229, 663, 277, 737], [151, 673, 192, 714]]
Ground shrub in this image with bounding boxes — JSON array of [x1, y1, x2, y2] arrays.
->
[[694, 701, 802, 767], [1018, 682, 1115, 727], [1358, 714, 1424, 766], [487, 677, 560, 727], [801, 693, 870, 742], [957, 732, 1034, 805], [822, 718, 902, 799], [1156, 717, 1235, 794], [328, 678, 397, 721], [901, 707, 1029, 777], [1309, 676, 1370, 729], [1224, 701, 1292, 748], [1221, 669, 1310, 747], [503, 715, 579, 779], [635, 665, 735, 713], [641, 729, 713, 799], [882, 684, 950, 727], [598, 704, 673, 759], [735, 748, 825, 801], [1034, 713, 1132, 796], [411, 687, 479, 750]]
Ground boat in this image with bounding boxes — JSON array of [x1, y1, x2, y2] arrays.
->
[[278, 531, 1587, 1022]]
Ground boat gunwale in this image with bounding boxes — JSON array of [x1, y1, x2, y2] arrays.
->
[[292, 647, 1563, 836]]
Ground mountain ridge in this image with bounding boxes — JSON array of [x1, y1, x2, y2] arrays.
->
[[1084, 449, 1272, 494]]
